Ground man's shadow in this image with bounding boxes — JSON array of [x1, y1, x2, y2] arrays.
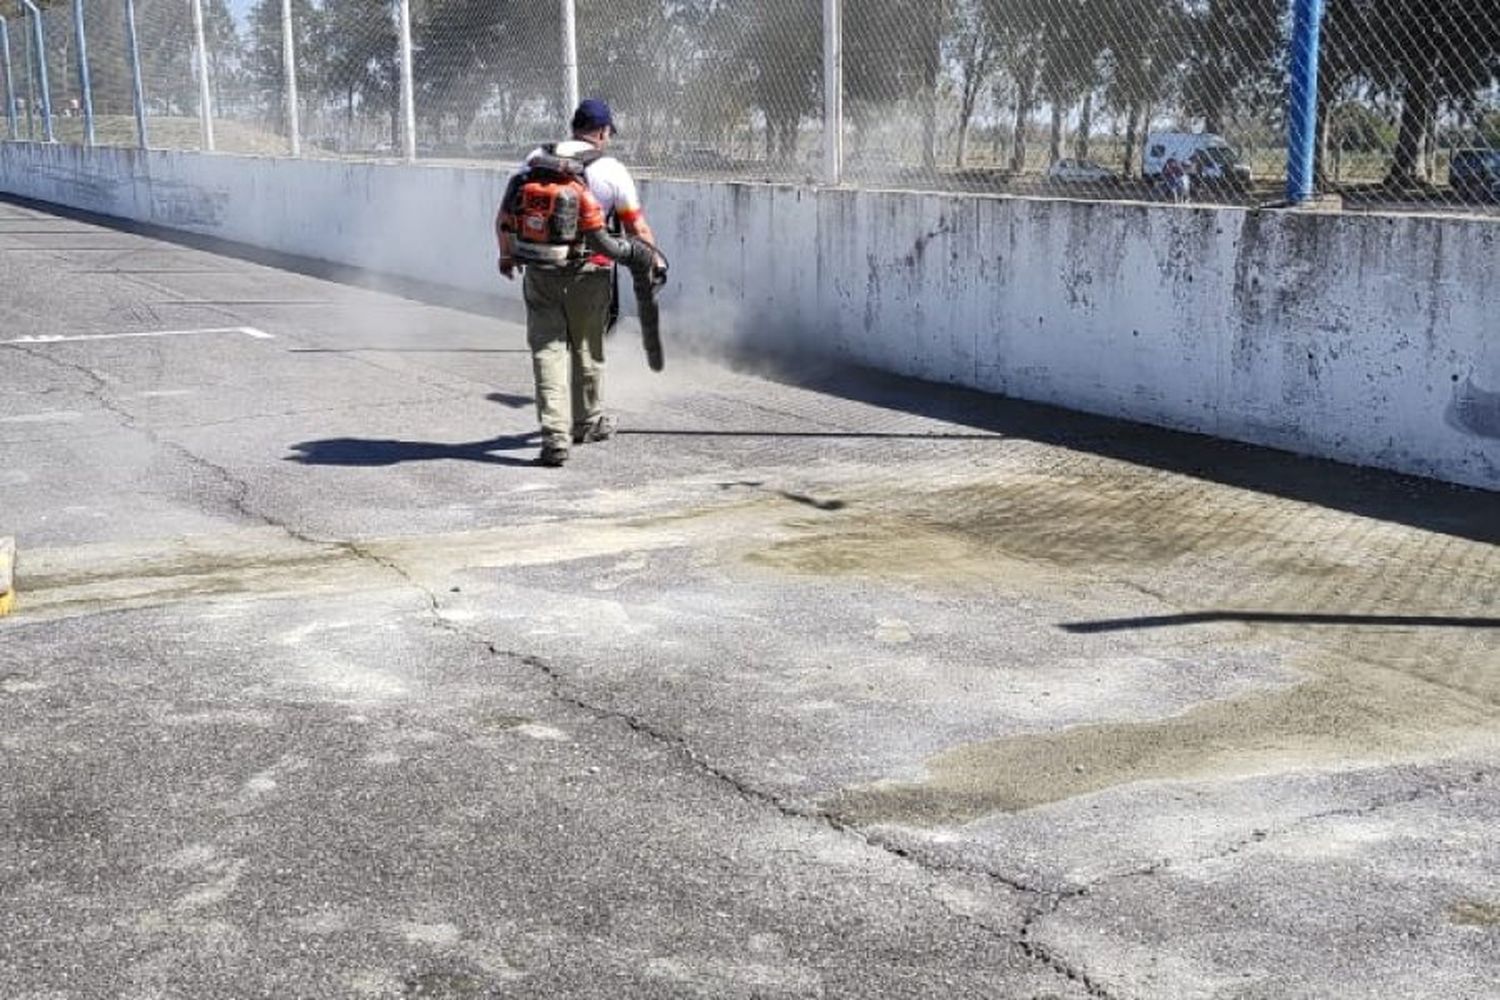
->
[[286, 431, 541, 467], [287, 390, 543, 467]]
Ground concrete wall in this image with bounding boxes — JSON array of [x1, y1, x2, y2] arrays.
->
[[4, 141, 1497, 491]]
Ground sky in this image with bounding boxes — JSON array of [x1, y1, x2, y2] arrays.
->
[[227, 0, 255, 30]]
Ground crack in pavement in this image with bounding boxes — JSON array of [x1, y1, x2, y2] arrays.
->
[[473, 630, 1124, 998], [1, 344, 465, 544], [2, 345, 254, 524], [316, 533, 1119, 997], [1075, 766, 1493, 894], [413, 591, 1123, 996], [1016, 769, 1495, 999], [1118, 770, 1487, 883], [14, 351, 1464, 1000], [0, 355, 1127, 993], [1018, 890, 1123, 1000], [22, 338, 1416, 1000]]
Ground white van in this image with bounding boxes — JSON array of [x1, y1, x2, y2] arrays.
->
[[1143, 133, 1253, 187]]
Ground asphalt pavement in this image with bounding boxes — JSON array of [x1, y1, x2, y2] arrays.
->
[[2, 196, 1497, 999]]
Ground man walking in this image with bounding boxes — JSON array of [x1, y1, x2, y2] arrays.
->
[[497, 99, 663, 468]]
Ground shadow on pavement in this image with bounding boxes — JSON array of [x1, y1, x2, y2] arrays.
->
[[286, 431, 540, 468], [289, 348, 532, 356], [779, 365, 1500, 547], [1061, 611, 1500, 634], [716, 480, 848, 511], [622, 429, 1004, 441], [485, 392, 535, 409]]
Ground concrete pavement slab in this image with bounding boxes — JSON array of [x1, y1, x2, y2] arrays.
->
[[0, 593, 1083, 999]]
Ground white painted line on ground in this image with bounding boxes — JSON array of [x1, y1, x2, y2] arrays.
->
[[1, 326, 273, 345], [0, 410, 84, 424]]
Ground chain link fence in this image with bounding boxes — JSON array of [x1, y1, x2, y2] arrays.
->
[[581, 0, 820, 182], [305, 0, 402, 157], [413, 0, 558, 160], [1321, 1, 1500, 211], [1, 0, 1497, 214]]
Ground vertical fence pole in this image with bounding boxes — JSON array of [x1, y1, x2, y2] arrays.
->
[[20, 1, 51, 142], [1286, 0, 1324, 203], [123, 0, 146, 149], [560, 0, 578, 114], [188, 0, 215, 150], [0, 16, 17, 141], [822, 0, 842, 185], [22, 10, 34, 139], [397, 0, 415, 161], [279, 0, 299, 155], [72, 0, 94, 146]]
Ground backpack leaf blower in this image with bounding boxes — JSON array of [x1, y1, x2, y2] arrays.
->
[[498, 151, 670, 372]]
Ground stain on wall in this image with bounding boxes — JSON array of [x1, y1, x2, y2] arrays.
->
[[150, 181, 229, 228], [1452, 377, 1500, 440]]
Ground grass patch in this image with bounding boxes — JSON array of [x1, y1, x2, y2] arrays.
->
[[24, 114, 292, 156]]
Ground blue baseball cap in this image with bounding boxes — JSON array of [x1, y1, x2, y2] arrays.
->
[[571, 98, 618, 137]]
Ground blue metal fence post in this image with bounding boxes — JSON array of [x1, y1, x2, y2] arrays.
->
[[1286, 0, 1325, 203], [0, 16, 18, 141], [72, 0, 94, 146], [123, 0, 147, 148], [20, 0, 51, 143]]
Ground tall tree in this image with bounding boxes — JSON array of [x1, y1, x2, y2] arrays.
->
[[578, 0, 675, 157], [982, 0, 1052, 172], [1096, 0, 1182, 175], [320, 0, 398, 145], [1180, 0, 1283, 136], [1322, 0, 1499, 185], [840, 0, 953, 168], [1037, 0, 1105, 164], [739, 0, 818, 163], [948, 0, 1004, 167], [247, 0, 325, 132]]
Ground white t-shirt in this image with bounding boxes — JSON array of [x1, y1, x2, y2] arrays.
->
[[522, 140, 644, 225]]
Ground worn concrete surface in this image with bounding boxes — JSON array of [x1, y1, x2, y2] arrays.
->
[[1, 198, 1498, 999]]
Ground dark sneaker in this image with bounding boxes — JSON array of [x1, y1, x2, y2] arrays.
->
[[572, 413, 617, 445], [538, 444, 570, 467]]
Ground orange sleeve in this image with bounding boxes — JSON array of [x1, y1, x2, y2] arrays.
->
[[578, 189, 607, 233], [616, 205, 643, 225]]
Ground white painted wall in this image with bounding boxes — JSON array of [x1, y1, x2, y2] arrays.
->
[[4, 142, 1497, 490]]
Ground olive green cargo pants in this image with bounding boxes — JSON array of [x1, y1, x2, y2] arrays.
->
[[522, 266, 613, 450]]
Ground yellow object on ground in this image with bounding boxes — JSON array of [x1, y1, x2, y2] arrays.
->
[[0, 536, 14, 616]]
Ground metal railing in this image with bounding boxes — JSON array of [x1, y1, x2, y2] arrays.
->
[[1, 0, 1497, 215]]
